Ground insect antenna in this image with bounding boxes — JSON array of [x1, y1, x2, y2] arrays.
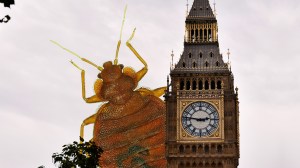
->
[[50, 40, 104, 71], [114, 5, 128, 65]]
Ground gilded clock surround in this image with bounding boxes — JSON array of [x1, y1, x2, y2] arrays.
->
[[177, 99, 224, 142]]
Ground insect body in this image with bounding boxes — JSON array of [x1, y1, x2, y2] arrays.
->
[[93, 46, 167, 167], [52, 6, 167, 168]]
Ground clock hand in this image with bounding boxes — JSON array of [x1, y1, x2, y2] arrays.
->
[[182, 116, 199, 120], [183, 116, 209, 122], [198, 117, 217, 122], [196, 117, 210, 122], [209, 118, 219, 120]]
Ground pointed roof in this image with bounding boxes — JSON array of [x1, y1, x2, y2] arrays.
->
[[172, 44, 228, 74], [171, 0, 229, 74], [186, 0, 216, 22]]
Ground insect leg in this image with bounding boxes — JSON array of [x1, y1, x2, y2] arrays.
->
[[126, 28, 148, 82], [152, 87, 167, 97], [70, 61, 104, 103], [80, 114, 96, 143], [136, 87, 167, 98]]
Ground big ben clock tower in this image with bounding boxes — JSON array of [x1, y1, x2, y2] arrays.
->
[[165, 0, 240, 167]]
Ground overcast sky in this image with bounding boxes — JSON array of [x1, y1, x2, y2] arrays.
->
[[1, 0, 300, 167]]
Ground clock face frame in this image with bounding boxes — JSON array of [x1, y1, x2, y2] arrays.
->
[[181, 101, 219, 137]]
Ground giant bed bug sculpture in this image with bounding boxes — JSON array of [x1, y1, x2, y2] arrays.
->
[[51, 6, 167, 168]]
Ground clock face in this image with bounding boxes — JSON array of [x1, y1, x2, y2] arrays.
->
[[181, 101, 219, 137]]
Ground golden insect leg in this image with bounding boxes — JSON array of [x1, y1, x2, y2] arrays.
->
[[126, 28, 148, 82], [152, 87, 167, 97], [70, 61, 104, 103], [136, 87, 166, 98], [80, 114, 96, 143], [70, 61, 106, 142]]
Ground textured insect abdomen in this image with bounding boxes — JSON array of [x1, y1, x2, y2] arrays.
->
[[94, 92, 166, 168]]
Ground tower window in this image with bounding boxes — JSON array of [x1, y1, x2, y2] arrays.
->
[[192, 80, 197, 90], [211, 144, 215, 150], [188, 53, 192, 58], [199, 52, 203, 58], [192, 145, 196, 153], [204, 145, 209, 153], [198, 144, 203, 151], [216, 61, 220, 66], [200, 6, 203, 10], [186, 81, 191, 90], [217, 145, 223, 153], [210, 52, 214, 57], [205, 80, 209, 90], [211, 80, 216, 89], [182, 62, 186, 67], [186, 145, 190, 151], [180, 80, 185, 90], [217, 80, 222, 89], [193, 62, 197, 67], [200, 29, 203, 41], [179, 145, 184, 153], [205, 61, 209, 67], [198, 80, 203, 90]]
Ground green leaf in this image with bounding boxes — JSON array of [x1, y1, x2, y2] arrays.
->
[[52, 139, 103, 168]]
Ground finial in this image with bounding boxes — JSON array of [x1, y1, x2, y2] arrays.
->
[[213, 0, 217, 16], [171, 50, 174, 69], [227, 48, 231, 62], [186, 0, 189, 17], [235, 87, 239, 95], [227, 48, 231, 71]]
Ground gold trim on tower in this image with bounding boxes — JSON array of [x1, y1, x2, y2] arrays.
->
[[177, 99, 224, 143]]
